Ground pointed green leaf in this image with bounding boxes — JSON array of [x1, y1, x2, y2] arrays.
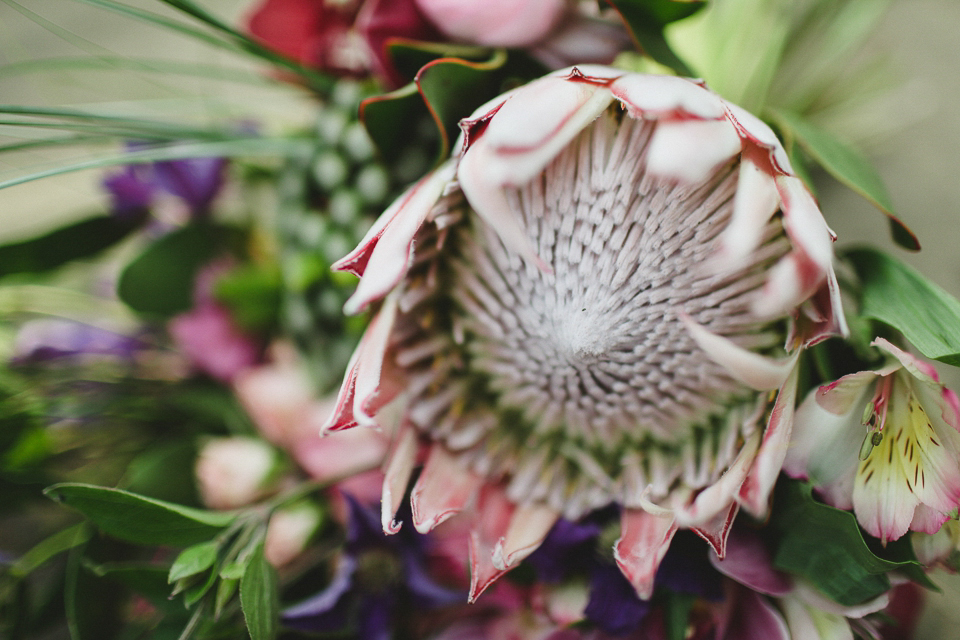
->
[[9, 523, 91, 578], [44, 483, 234, 547], [240, 543, 278, 640], [771, 480, 929, 605], [169, 541, 220, 583], [87, 561, 186, 615], [771, 109, 920, 251], [359, 82, 427, 165], [0, 215, 142, 279], [605, 0, 705, 76], [415, 49, 510, 162], [361, 47, 527, 165], [846, 247, 960, 366], [117, 222, 227, 317], [214, 577, 239, 620]]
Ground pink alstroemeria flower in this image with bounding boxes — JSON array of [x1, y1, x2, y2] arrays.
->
[[785, 337, 960, 544], [325, 66, 846, 601]]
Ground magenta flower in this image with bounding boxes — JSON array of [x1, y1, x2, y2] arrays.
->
[[324, 66, 846, 601], [786, 337, 960, 543], [245, 0, 439, 87]]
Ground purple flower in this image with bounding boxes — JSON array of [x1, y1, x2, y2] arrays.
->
[[282, 497, 463, 638], [101, 165, 154, 221], [151, 157, 226, 215], [102, 155, 226, 219], [11, 319, 142, 365]]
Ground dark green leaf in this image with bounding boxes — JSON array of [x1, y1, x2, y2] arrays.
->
[[605, 0, 705, 76], [183, 565, 218, 607], [0, 215, 142, 279], [772, 109, 919, 251], [771, 481, 925, 605], [846, 247, 960, 366], [44, 483, 234, 547], [9, 523, 91, 578], [169, 541, 219, 583], [117, 222, 226, 317], [387, 40, 495, 83], [87, 561, 187, 615], [64, 538, 124, 640], [240, 543, 278, 640], [663, 592, 696, 640], [361, 47, 524, 164], [415, 49, 510, 162], [360, 83, 427, 165]]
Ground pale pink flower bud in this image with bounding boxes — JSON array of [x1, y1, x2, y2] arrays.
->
[[414, 0, 567, 48], [195, 437, 277, 509], [264, 502, 323, 567]]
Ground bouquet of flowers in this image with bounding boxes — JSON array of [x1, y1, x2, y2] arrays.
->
[[1, 1, 957, 638]]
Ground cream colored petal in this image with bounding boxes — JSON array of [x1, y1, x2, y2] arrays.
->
[[646, 118, 742, 184], [610, 73, 726, 119], [682, 314, 795, 391], [380, 423, 419, 534]]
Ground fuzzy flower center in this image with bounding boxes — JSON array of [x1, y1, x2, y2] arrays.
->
[[394, 109, 788, 517]]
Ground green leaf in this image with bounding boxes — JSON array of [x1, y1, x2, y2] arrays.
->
[[846, 247, 960, 366], [240, 543, 278, 640], [169, 541, 220, 583], [117, 222, 226, 317], [771, 109, 920, 251], [361, 47, 525, 164], [0, 215, 142, 279], [44, 483, 234, 547], [360, 82, 426, 165], [663, 592, 696, 640], [605, 0, 705, 76], [214, 264, 282, 332], [214, 578, 239, 620], [87, 561, 187, 615], [771, 480, 925, 606], [415, 49, 510, 162], [9, 523, 92, 578]]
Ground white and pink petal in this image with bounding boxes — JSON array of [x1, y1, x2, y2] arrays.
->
[[614, 507, 678, 600]]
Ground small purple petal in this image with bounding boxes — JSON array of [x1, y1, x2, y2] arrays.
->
[[708, 528, 792, 597], [358, 594, 394, 640], [102, 166, 154, 220], [526, 517, 602, 582], [584, 562, 652, 635], [282, 555, 356, 630], [344, 493, 392, 552], [152, 157, 226, 215], [12, 319, 141, 364], [656, 532, 724, 600], [401, 550, 465, 607]]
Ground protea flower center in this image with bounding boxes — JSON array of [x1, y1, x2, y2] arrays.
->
[[392, 108, 785, 519]]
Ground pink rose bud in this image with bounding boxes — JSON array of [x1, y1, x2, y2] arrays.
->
[[414, 0, 567, 47], [195, 437, 277, 509]]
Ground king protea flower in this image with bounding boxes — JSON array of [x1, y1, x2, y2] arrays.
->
[[785, 337, 960, 544], [325, 66, 846, 601]]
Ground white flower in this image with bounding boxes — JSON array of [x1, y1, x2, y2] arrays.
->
[[786, 337, 960, 543], [326, 66, 845, 600]]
